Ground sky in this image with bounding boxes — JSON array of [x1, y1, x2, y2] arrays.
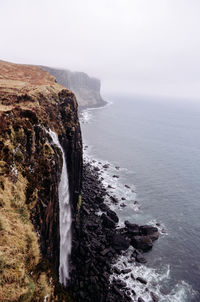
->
[[0, 0, 200, 99]]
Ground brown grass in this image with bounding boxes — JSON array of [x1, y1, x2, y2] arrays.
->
[[0, 174, 52, 301], [0, 60, 70, 105]]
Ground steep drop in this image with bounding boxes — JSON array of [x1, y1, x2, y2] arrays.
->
[[48, 129, 72, 286]]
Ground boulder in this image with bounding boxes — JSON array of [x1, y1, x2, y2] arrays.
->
[[113, 175, 119, 178], [136, 277, 147, 285], [140, 225, 159, 241], [101, 213, 116, 228], [150, 292, 159, 302], [135, 252, 147, 263], [125, 221, 140, 236], [113, 279, 127, 288], [131, 236, 153, 252], [112, 233, 131, 251], [122, 268, 131, 274], [113, 266, 121, 274], [110, 196, 119, 204], [103, 164, 109, 169], [107, 209, 119, 223]]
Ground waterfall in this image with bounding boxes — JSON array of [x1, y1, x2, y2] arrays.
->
[[48, 129, 72, 286]]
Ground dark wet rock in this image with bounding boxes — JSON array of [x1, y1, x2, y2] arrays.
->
[[140, 225, 159, 241], [112, 233, 131, 251], [125, 184, 131, 189], [113, 266, 121, 275], [138, 297, 146, 302], [113, 285, 124, 297], [107, 209, 119, 223], [103, 164, 109, 169], [82, 205, 90, 215], [136, 277, 147, 285], [110, 196, 119, 204], [101, 213, 116, 228], [113, 175, 119, 178], [120, 203, 126, 208], [113, 279, 127, 288], [86, 222, 99, 230], [122, 268, 131, 274], [136, 253, 147, 264], [101, 248, 112, 256], [128, 257, 135, 263], [95, 195, 104, 203], [121, 197, 126, 200], [99, 203, 110, 212], [125, 221, 140, 236], [151, 292, 159, 302], [131, 236, 153, 252], [70, 162, 159, 302]]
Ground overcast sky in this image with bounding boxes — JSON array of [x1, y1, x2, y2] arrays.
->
[[1, 0, 200, 99]]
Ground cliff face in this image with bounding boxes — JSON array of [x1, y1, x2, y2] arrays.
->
[[41, 66, 106, 109], [0, 60, 82, 301]]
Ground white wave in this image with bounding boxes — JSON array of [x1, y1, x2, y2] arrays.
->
[[80, 110, 93, 124], [80, 101, 113, 124], [82, 142, 197, 302], [147, 218, 168, 236], [83, 152, 140, 221], [110, 247, 197, 302]]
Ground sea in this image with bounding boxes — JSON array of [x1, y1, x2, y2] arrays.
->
[[80, 95, 200, 302]]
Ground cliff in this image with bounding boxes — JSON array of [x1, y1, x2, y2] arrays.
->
[[0, 60, 82, 301], [0, 60, 159, 302], [41, 66, 106, 109]]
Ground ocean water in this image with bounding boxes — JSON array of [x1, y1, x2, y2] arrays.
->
[[80, 95, 200, 302]]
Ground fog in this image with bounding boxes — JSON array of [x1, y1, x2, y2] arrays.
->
[[1, 0, 200, 99]]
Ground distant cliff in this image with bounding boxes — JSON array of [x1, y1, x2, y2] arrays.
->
[[0, 60, 82, 301], [41, 66, 106, 109]]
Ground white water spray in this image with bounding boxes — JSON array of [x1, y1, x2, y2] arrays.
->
[[48, 129, 71, 286]]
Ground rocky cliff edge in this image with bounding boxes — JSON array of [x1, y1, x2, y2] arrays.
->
[[0, 60, 82, 301], [41, 66, 107, 109]]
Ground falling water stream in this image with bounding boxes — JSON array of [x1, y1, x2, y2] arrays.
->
[[48, 129, 71, 286]]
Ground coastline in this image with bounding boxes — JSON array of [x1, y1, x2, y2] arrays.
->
[[77, 100, 197, 302], [70, 159, 159, 302]]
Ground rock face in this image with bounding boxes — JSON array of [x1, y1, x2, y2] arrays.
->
[[0, 60, 82, 300], [41, 66, 107, 109]]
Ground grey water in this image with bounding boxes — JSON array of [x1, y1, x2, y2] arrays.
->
[[81, 95, 200, 301]]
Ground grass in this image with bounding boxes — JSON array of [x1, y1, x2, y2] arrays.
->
[[0, 173, 53, 301]]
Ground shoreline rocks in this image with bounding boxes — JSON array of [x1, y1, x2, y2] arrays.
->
[[70, 161, 159, 302]]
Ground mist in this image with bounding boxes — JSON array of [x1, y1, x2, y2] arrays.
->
[[1, 0, 200, 99]]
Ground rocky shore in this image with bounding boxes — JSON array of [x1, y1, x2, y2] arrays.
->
[[69, 159, 159, 302]]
